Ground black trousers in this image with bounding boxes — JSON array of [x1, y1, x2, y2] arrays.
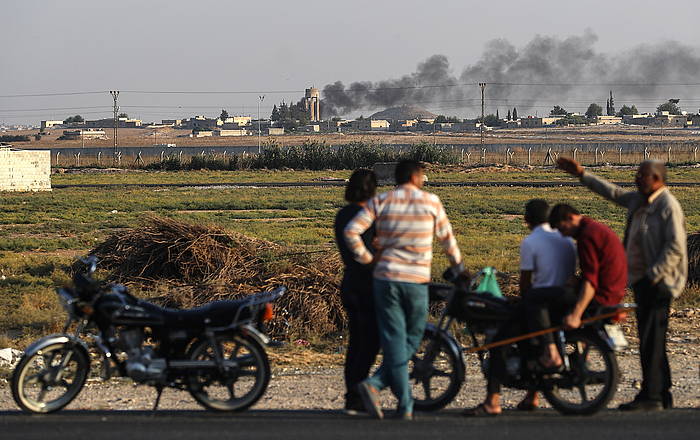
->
[[522, 287, 578, 345], [633, 277, 672, 403], [341, 287, 380, 405], [486, 318, 522, 394]]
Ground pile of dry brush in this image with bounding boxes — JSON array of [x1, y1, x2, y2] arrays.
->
[[88, 216, 345, 339], [688, 232, 700, 286]]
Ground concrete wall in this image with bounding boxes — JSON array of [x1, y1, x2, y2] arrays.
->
[[0, 148, 51, 192]]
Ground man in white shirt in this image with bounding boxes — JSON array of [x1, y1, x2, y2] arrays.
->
[[466, 199, 576, 416]]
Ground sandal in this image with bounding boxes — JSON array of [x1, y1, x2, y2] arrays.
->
[[463, 404, 500, 417], [516, 400, 538, 412]]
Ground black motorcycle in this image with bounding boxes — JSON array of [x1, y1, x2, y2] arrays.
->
[[410, 268, 633, 415], [11, 256, 286, 414]]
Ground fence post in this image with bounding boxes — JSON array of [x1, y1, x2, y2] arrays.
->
[[599, 150, 605, 163], [465, 151, 472, 164], [508, 149, 515, 164], [56, 151, 61, 166], [572, 148, 578, 162], [74, 152, 80, 167], [644, 147, 650, 160], [160, 151, 165, 162], [505, 148, 511, 164], [667, 146, 672, 163], [595, 148, 599, 165], [694, 146, 698, 163], [481, 148, 486, 164], [97, 151, 102, 166], [528, 147, 532, 166], [619, 147, 623, 164]]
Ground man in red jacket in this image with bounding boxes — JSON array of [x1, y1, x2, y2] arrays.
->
[[543, 203, 628, 366]]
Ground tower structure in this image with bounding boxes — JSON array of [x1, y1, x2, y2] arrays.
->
[[303, 87, 321, 122]]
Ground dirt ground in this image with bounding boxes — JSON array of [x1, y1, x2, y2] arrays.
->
[[1, 308, 698, 413]]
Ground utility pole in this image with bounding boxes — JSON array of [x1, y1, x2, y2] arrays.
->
[[479, 82, 486, 145], [110, 90, 119, 165], [258, 95, 265, 153]]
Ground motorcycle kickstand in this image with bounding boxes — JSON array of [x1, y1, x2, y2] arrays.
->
[[151, 385, 164, 415]]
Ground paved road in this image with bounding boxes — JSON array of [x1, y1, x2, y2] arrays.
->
[[1, 409, 698, 440]]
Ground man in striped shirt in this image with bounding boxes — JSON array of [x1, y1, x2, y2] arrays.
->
[[344, 160, 463, 420]]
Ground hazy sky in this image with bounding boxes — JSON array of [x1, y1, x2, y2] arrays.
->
[[2, 0, 699, 124]]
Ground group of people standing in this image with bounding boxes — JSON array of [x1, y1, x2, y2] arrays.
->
[[333, 157, 687, 419]]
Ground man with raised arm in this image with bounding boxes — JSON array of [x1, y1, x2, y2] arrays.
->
[[557, 158, 687, 411], [344, 159, 463, 420]]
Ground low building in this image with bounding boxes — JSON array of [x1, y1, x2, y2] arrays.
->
[[40, 120, 63, 130], [224, 116, 252, 126], [596, 115, 622, 125], [520, 116, 562, 128], [60, 129, 106, 140], [391, 119, 418, 131], [161, 119, 183, 127], [191, 130, 213, 138], [504, 120, 521, 129], [85, 118, 142, 128], [266, 127, 284, 135], [0, 147, 51, 192], [351, 119, 390, 131], [214, 129, 248, 137], [298, 124, 320, 133], [184, 116, 222, 130], [690, 114, 700, 127], [653, 112, 687, 127]]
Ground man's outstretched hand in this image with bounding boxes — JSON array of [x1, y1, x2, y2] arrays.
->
[[556, 157, 584, 177]]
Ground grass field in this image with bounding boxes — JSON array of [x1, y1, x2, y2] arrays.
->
[[1, 166, 699, 347]]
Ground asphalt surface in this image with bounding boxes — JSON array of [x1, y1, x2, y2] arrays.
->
[[51, 180, 700, 189], [1, 409, 698, 440]]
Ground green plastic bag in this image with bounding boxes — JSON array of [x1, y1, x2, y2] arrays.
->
[[473, 267, 504, 298]]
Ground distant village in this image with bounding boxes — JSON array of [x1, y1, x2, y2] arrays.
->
[[4, 87, 700, 141]]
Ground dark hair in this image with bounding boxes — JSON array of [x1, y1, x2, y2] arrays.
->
[[548, 203, 580, 228], [524, 199, 550, 225], [395, 159, 425, 185], [345, 168, 377, 203]]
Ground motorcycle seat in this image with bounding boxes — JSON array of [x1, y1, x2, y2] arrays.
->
[[153, 299, 251, 328]]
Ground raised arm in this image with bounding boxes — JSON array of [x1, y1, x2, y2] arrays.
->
[[343, 201, 376, 265], [557, 157, 635, 208], [434, 198, 462, 267]]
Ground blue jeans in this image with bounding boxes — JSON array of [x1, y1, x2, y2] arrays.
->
[[366, 278, 428, 413]]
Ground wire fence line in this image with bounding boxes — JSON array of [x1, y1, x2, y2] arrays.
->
[[50, 142, 700, 169]]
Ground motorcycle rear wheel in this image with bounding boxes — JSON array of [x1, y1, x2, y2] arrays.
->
[[542, 331, 619, 415], [11, 342, 89, 414], [187, 333, 270, 412]]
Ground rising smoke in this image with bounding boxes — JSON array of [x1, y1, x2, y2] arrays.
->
[[321, 31, 700, 117]]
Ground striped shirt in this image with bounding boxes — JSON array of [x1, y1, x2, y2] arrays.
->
[[344, 183, 462, 284]]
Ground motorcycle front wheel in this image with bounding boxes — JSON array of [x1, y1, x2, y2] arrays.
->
[[187, 333, 270, 412], [410, 327, 465, 411], [11, 341, 89, 413], [542, 331, 619, 415]]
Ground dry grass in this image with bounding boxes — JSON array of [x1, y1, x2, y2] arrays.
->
[[88, 216, 345, 339]]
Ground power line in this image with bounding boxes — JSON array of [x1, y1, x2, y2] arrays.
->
[[0, 91, 108, 98]]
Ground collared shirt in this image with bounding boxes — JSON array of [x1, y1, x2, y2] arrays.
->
[[577, 216, 628, 306], [520, 223, 577, 289], [627, 186, 666, 284], [344, 183, 461, 284]]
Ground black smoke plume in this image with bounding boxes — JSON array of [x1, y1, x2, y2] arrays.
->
[[322, 31, 700, 117]]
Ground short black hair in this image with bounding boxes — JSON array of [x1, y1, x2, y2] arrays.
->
[[395, 159, 425, 185], [344, 168, 377, 203], [549, 203, 580, 228], [524, 199, 550, 225]]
